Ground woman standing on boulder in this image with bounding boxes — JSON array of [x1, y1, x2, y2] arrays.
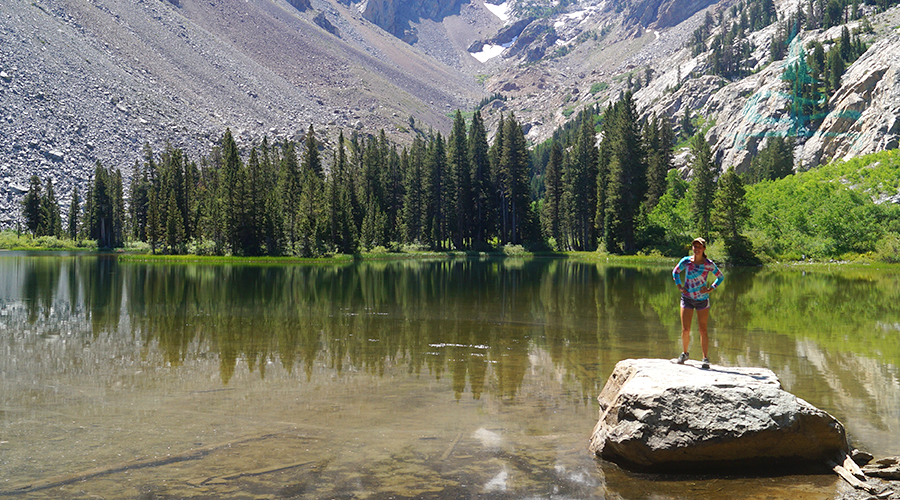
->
[[672, 237, 723, 370]]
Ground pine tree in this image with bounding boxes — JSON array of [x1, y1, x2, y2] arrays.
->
[[448, 110, 471, 249], [384, 141, 403, 245], [42, 178, 63, 237], [712, 167, 750, 240], [22, 175, 43, 236], [68, 185, 80, 240], [425, 133, 447, 249], [564, 110, 599, 250], [468, 110, 492, 248], [129, 158, 151, 242], [644, 114, 674, 213], [749, 136, 794, 183], [402, 138, 425, 245], [602, 92, 646, 253], [244, 147, 264, 255], [259, 138, 285, 255], [88, 162, 123, 248], [332, 131, 357, 253], [278, 139, 301, 251], [688, 133, 718, 240], [220, 128, 244, 254], [298, 126, 325, 256], [541, 140, 564, 249], [165, 185, 185, 253], [131, 143, 156, 242], [497, 114, 532, 245], [112, 169, 126, 248]]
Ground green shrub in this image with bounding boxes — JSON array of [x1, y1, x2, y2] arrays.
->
[[875, 233, 900, 263], [502, 244, 527, 256], [589, 82, 609, 95]]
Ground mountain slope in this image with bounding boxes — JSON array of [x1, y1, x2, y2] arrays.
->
[[2, 0, 899, 228], [0, 0, 483, 223]]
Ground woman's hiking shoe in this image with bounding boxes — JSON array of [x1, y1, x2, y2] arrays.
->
[[701, 357, 710, 370], [677, 352, 689, 364]]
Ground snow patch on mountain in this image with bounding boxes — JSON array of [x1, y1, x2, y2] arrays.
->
[[483, 1, 512, 21]]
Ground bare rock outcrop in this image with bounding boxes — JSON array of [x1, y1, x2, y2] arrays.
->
[[626, 0, 720, 28], [589, 358, 849, 472], [357, 0, 463, 38], [798, 31, 900, 167]]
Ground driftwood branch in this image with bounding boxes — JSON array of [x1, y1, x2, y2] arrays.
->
[[828, 452, 894, 499], [186, 460, 317, 487], [440, 432, 463, 462]]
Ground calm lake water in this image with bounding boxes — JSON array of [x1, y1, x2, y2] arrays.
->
[[0, 253, 898, 499]]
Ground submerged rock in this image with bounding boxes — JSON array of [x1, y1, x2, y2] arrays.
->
[[589, 358, 849, 472]]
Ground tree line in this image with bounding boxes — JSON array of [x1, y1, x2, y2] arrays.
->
[[23, 92, 771, 261]]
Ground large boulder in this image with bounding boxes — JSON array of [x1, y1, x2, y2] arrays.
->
[[589, 358, 849, 472]]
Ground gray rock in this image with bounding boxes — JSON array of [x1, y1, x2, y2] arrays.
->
[[589, 358, 849, 472], [799, 30, 900, 167], [44, 149, 65, 162]]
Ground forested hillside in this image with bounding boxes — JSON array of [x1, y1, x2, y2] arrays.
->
[[20, 98, 900, 263]]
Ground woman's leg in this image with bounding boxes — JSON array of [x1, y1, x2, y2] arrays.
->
[[680, 307, 693, 354], [697, 307, 710, 359]]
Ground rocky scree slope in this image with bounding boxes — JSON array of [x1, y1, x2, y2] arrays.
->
[[0, 0, 480, 226]]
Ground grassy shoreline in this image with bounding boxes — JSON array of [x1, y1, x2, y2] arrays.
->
[[3, 231, 897, 269]]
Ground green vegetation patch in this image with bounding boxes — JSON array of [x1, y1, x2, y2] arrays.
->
[[0, 231, 96, 251]]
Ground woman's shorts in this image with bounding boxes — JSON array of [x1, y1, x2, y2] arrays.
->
[[681, 295, 710, 310]]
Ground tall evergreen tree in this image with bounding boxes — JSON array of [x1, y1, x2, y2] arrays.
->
[[541, 140, 564, 248], [244, 147, 265, 255], [468, 110, 492, 248], [402, 137, 426, 246], [68, 185, 80, 240], [688, 133, 718, 240], [259, 138, 285, 255], [22, 175, 43, 236], [497, 114, 533, 245], [87, 162, 124, 248], [333, 131, 357, 253], [425, 133, 447, 249], [298, 126, 325, 256], [111, 169, 125, 247], [749, 136, 794, 183], [42, 178, 63, 237], [165, 184, 185, 253], [564, 111, 599, 250], [220, 128, 245, 254], [644, 114, 674, 213], [712, 167, 750, 240], [602, 92, 646, 253], [278, 139, 301, 252], [448, 110, 471, 249], [129, 158, 151, 242]]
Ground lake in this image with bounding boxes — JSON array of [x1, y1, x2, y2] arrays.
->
[[0, 253, 897, 499]]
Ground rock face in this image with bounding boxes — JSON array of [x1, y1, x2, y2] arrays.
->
[[626, 0, 719, 28], [798, 30, 900, 167], [357, 0, 463, 38], [589, 358, 849, 472]]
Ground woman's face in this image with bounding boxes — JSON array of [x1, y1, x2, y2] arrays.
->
[[692, 242, 705, 253]]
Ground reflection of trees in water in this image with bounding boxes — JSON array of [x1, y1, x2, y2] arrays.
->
[[12, 257, 900, 406], [82, 256, 124, 335], [21, 257, 63, 324]]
